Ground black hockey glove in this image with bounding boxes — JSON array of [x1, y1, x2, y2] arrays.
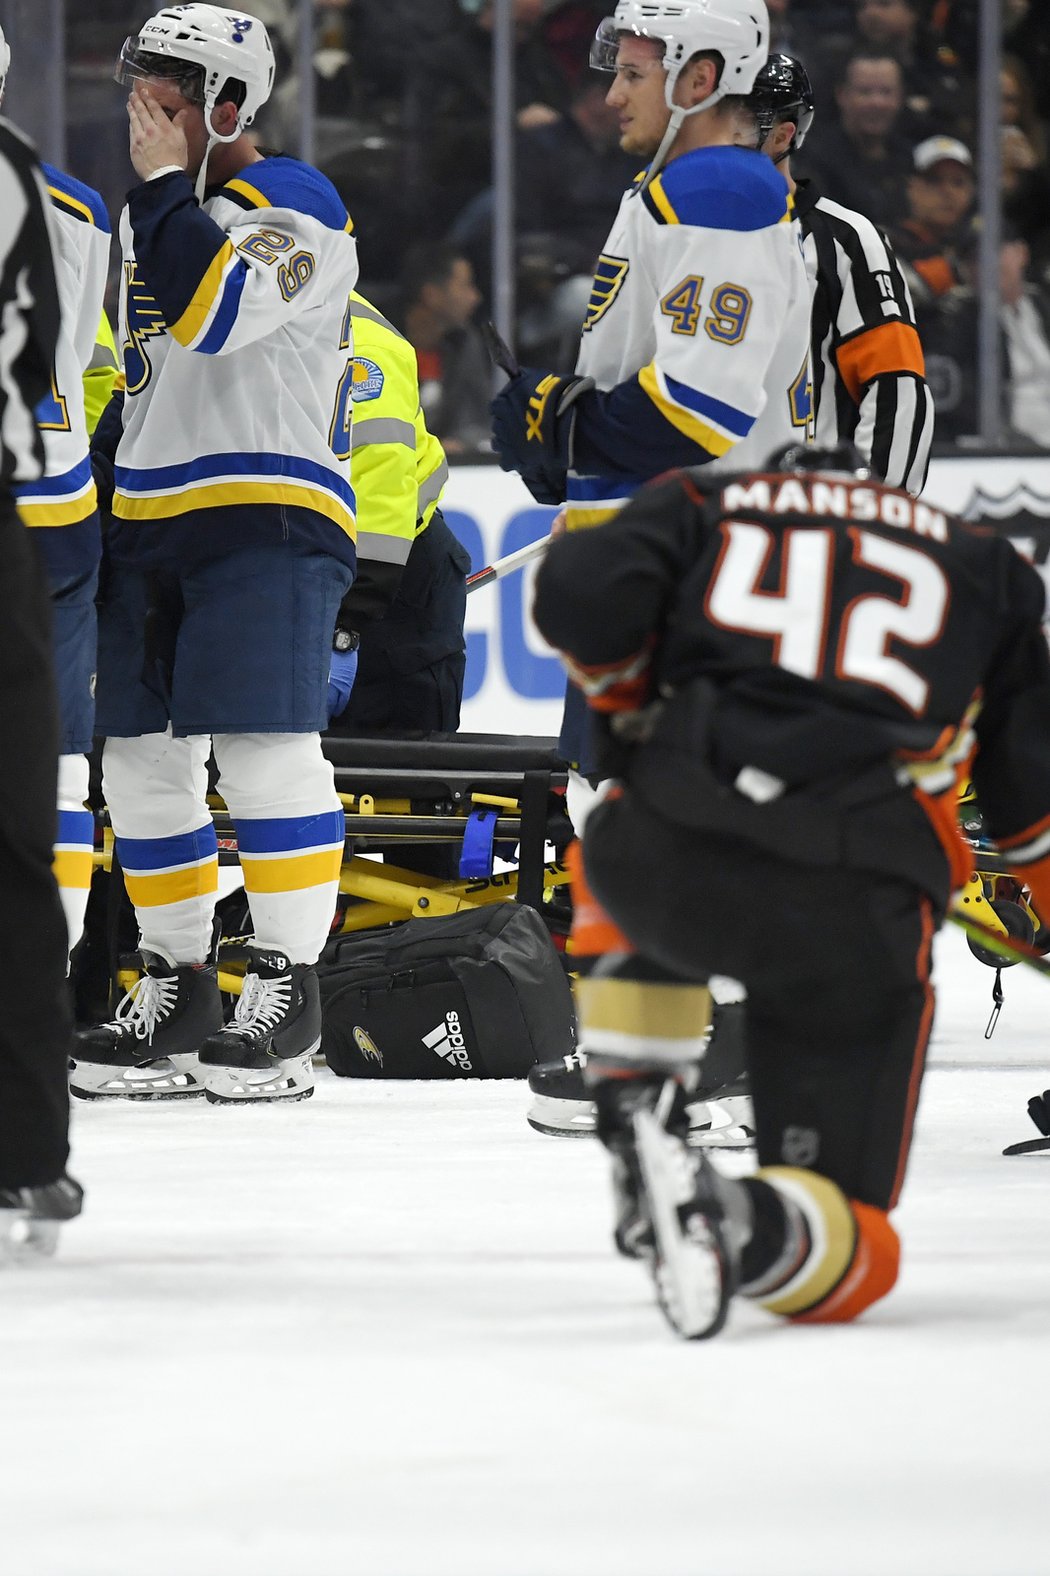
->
[[89, 389, 125, 517], [490, 367, 594, 506]]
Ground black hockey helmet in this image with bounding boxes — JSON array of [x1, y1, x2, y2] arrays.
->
[[768, 440, 869, 478], [746, 52, 815, 158]]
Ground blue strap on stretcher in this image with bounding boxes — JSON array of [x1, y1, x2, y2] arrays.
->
[[459, 806, 498, 878]]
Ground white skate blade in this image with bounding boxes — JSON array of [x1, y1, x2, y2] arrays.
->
[[687, 1094, 756, 1151], [633, 1109, 730, 1340], [526, 1093, 596, 1138], [69, 1053, 205, 1101], [203, 1048, 316, 1104], [0, 1212, 60, 1264]]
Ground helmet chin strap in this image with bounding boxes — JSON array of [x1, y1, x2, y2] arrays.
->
[[194, 93, 241, 202], [635, 81, 731, 197]]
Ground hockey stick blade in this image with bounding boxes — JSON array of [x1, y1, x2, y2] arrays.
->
[[1002, 1137, 1050, 1156], [481, 320, 521, 380]]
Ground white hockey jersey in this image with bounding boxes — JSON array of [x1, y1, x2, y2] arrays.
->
[[565, 145, 813, 530], [14, 164, 110, 574], [111, 155, 359, 569]]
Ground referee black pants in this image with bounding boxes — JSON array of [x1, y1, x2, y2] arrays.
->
[[584, 790, 939, 1212], [0, 496, 73, 1188]]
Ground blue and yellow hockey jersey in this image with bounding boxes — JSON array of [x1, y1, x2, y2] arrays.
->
[[14, 164, 111, 577], [110, 155, 359, 570], [566, 145, 813, 531]]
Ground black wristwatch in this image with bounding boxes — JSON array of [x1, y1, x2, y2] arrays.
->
[[333, 625, 360, 653]]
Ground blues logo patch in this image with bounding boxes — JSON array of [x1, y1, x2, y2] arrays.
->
[[351, 358, 385, 401], [122, 261, 167, 395], [582, 254, 630, 331]]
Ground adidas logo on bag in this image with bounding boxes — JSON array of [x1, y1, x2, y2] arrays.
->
[[422, 1011, 474, 1073]]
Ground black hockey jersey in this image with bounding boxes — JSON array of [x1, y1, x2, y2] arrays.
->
[[533, 468, 1050, 911]]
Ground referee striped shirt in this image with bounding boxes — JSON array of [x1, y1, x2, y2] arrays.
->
[[794, 178, 934, 497], [0, 117, 61, 489]]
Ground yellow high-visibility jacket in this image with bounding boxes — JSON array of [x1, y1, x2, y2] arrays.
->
[[346, 292, 448, 611], [83, 310, 122, 437]]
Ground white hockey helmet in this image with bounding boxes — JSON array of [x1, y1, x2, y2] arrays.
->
[[116, 6, 275, 134], [0, 23, 10, 103], [591, 0, 770, 113]]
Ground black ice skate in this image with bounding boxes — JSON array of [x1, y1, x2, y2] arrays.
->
[[527, 1004, 756, 1149], [198, 946, 320, 1104], [632, 1107, 739, 1340], [71, 951, 223, 1100], [526, 1047, 596, 1137], [0, 1175, 83, 1263]]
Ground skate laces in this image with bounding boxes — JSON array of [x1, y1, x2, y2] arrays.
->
[[112, 970, 180, 1043], [230, 970, 292, 1035]]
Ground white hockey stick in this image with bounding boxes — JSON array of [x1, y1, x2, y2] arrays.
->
[[466, 535, 551, 594]]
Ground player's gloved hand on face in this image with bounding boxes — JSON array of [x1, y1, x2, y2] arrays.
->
[[326, 643, 359, 722], [490, 367, 595, 506]]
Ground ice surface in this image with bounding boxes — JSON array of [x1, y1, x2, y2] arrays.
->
[[2, 925, 1048, 1576]]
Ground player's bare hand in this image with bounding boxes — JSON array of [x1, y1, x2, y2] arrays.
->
[[550, 508, 568, 539], [128, 84, 190, 181]]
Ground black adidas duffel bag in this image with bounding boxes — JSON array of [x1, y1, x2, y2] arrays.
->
[[319, 902, 575, 1078]]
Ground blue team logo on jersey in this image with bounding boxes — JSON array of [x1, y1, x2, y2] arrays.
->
[[582, 254, 630, 332], [122, 261, 168, 396], [351, 358, 385, 402]]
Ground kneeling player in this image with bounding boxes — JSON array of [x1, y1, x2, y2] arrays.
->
[[532, 444, 1050, 1338]]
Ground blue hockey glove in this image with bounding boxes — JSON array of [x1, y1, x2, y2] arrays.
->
[[327, 644, 359, 722], [490, 368, 595, 505]]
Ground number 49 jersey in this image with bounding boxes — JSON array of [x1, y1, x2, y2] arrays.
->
[[111, 156, 358, 570], [534, 468, 1050, 913], [565, 146, 812, 530]]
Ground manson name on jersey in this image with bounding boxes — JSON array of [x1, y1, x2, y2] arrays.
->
[[721, 476, 949, 541]]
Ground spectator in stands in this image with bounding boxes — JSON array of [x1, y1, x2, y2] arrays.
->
[[766, 0, 847, 66], [400, 244, 491, 456], [923, 229, 1050, 448], [936, 1, 1050, 122], [1000, 55, 1050, 266], [351, 0, 461, 106], [420, 0, 572, 226], [851, 0, 966, 136], [517, 77, 636, 278], [1005, 1, 1050, 124], [449, 71, 635, 332], [541, 1, 609, 92], [999, 233, 1050, 448], [798, 47, 914, 230], [890, 135, 974, 309]]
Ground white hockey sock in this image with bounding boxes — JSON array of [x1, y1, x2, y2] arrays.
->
[[54, 752, 94, 958], [214, 733, 344, 966], [103, 731, 218, 963]]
